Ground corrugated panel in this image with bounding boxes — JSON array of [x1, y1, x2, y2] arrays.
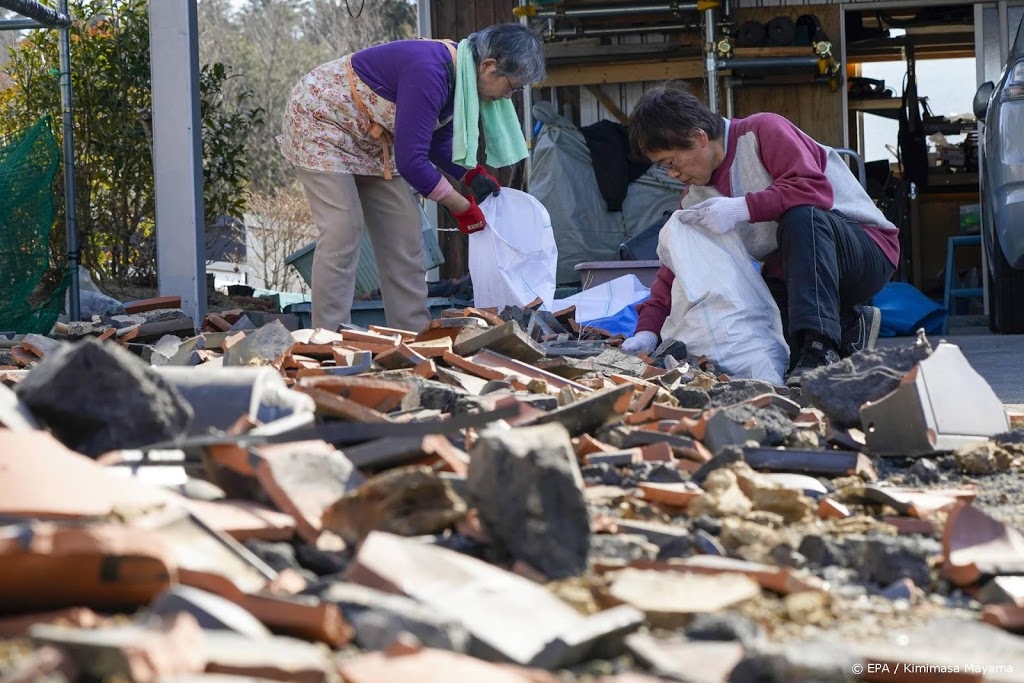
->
[[354, 231, 381, 298]]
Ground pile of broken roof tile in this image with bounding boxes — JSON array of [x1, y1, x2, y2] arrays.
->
[[2, 299, 1024, 683]]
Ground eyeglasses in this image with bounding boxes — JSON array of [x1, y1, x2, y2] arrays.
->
[[653, 156, 678, 173], [503, 76, 526, 95]]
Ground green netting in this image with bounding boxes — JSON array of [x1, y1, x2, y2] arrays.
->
[[0, 116, 68, 334]]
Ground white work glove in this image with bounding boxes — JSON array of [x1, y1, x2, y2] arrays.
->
[[621, 330, 658, 355], [678, 196, 750, 235]]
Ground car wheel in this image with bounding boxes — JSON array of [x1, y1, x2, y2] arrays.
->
[[988, 240, 1024, 333]]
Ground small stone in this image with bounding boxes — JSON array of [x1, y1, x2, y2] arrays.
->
[[672, 386, 710, 409], [909, 458, 941, 484], [581, 463, 623, 487], [692, 515, 723, 536], [688, 469, 752, 518], [644, 463, 688, 484], [244, 540, 301, 574], [590, 534, 659, 564], [954, 441, 1015, 475], [691, 446, 745, 486], [685, 612, 765, 647], [295, 542, 350, 577], [770, 543, 807, 569], [708, 379, 776, 407]]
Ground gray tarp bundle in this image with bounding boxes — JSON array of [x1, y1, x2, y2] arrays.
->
[[530, 102, 684, 284]]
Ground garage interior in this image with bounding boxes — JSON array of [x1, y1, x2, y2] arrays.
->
[[427, 0, 1022, 330]]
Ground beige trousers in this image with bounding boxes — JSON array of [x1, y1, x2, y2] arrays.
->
[[296, 168, 430, 332]]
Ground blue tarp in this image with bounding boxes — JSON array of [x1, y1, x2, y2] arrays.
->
[[871, 282, 946, 337], [582, 297, 646, 337]]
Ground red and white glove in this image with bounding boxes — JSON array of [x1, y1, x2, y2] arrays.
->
[[452, 196, 487, 235], [463, 164, 501, 204], [679, 196, 750, 234]]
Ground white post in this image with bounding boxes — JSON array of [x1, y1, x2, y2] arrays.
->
[[149, 0, 206, 323], [416, 0, 441, 282]]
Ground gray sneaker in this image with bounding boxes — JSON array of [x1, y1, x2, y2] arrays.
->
[[840, 305, 881, 357]]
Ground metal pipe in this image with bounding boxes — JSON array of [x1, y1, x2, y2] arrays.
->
[[718, 56, 821, 70], [725, 80, 734, 117], [0, 0, 70, 27], [0, 18, 43, 30], [704, 5, 718, 113], [725, 74, 832, 87], [519, 0, 532, 188], [535, 3, 698, 19], [58, 0, 79, 321], [552, 22, 700, 37]]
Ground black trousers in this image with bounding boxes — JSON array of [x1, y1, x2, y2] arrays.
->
[[763, 205, 894, 358]]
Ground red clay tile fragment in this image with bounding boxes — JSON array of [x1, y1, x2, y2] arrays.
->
[[883, 516, 936, 536], [942, 503, 1024, 587], [981, 603, 1024, 633], [29, 612, 205, 683], [185, 498, 296, 542], [254, 440, 363, 544], [625, 633, 744, 683], [0, 430, 176, 519], [639, 482, 704, 509], [339, 647, 554, 683], [297, 375, 410, 412], [295, 385, 393, 423], [818, 498, 851, 520], [0, 521, 175, 613], [0, 607, 102, 638], [124, 295, 182, 314], [237, 593, 353, 647]]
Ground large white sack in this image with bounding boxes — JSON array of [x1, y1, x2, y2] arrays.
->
[[658, 211, 789, 385], [470, 188, 558, 310]]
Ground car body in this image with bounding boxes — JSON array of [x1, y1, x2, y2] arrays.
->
[[974, 15, 1024, 333]]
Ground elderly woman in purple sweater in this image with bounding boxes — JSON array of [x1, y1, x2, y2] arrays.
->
[[621, 82, 900, 386], [279, 24, 545, 332]]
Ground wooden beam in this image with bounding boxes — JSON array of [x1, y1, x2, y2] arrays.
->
[[585, 85, 628, 125], [541, 58, 705, 88]]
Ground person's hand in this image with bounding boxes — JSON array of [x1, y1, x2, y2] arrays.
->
[[678, 196, 750, 235], [621, 331, 658, 355], [453, 196, 487, 234], [464, 164, 501, 204]]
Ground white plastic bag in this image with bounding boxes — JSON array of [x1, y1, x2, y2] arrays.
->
[[658, 210, 789, 385], [470, 188, 558, 310]]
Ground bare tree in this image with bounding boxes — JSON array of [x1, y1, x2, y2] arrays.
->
[[0, 10, 20, 90], [245, 188, 317, 293], [196, 0, 416, 194]]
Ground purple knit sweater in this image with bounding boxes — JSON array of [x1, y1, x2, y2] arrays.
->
[[351, 40, 470, 199]]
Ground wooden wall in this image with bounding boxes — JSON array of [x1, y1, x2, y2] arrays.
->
[[431, 0, 518, 40], [728, 4, 845, 148], [429, 1, 519, 280]]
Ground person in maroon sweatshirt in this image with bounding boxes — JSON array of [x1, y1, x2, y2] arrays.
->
[[279, 24, 545, 332], [620, 82, 899, 385]]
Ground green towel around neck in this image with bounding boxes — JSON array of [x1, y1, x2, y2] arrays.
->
[[452, 38, 529, 169]]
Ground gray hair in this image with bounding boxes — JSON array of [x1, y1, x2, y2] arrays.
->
[[468, 23, 546, 84]]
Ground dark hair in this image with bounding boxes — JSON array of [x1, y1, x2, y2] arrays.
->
[[468, 23, 547, 84], [628, 81, 725, 157]]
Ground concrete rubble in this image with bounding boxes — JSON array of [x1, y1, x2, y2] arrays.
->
[[2, 299, 1024, 682]]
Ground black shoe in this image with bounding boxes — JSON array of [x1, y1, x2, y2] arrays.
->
[[785, 337, 841, 387], [840, 305, 881, 357]]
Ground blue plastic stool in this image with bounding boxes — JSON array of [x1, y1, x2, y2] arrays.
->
[[942, 234, 983, 333]]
